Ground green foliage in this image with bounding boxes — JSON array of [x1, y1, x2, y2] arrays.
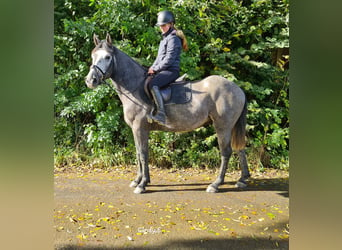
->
[[54, 0, 289, 170]]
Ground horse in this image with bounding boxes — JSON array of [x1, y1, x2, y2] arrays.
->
[[85, 33, 250, 194]]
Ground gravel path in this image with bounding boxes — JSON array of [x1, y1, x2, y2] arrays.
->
[[54, 167, 289, 249]]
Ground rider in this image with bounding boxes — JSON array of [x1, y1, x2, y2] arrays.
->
[[148, 10, 188, 125]]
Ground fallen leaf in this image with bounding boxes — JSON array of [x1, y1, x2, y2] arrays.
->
[[278, 234, 289, 239], [114, 234, 123, 239], [208, 229, 219, 235], [69, 217, 78, 223], [77, 233, 88, 240], [267, 213, 276, 220], [239, 215, 250, 220], [230, 231, 238, 237]]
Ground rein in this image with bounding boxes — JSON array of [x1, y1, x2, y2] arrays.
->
[[103, 80, 149, 111]]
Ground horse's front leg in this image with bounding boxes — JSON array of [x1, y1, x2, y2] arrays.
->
[[129, 147, 143, 188], [235, 149, 251, 188], [132, 127, 150, 194]]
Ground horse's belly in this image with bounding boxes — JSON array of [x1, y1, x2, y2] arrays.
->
[[164, 104, 210, 132]]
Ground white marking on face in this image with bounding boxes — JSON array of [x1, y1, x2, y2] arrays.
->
[[92, 49, 112, 73]]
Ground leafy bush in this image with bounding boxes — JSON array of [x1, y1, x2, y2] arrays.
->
[[54, 0, 289, 170]]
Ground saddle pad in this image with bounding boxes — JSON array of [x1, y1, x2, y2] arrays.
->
[[164, 82, 192, 105]]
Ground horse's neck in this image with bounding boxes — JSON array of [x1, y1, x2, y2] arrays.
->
[[110, 49, 150, 107], [111, 49, 146, 91]]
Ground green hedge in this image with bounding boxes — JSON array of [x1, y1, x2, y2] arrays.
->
[[54, 0, 289, 170]]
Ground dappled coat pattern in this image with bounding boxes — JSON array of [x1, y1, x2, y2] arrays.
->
[[85, 34, 251, 194]]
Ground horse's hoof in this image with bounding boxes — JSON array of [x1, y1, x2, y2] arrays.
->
[[206, 185, 218, 193], [133, 186, 146, 194], [129, 181, 138, 188], [235, 181, 247, 188]]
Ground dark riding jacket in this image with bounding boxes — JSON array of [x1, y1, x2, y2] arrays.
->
[[151, 28, 182, 73]]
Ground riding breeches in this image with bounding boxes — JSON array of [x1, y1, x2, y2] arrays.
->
[[149, 70, 180, 89]]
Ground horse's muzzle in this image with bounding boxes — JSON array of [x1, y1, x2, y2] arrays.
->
[[85, 69, 100, 89]]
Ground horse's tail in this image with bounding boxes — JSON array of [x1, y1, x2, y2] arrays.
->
[[231, 99, 247, 151]]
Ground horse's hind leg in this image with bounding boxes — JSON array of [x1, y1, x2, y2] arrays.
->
[[206, 129, 232, 193], [236, 149, 251, 188]]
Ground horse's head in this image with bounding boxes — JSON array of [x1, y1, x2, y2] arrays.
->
[[85, 33, 115, 89]]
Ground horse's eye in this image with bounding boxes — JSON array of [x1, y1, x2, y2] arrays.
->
[[105, 55, 111, 60]]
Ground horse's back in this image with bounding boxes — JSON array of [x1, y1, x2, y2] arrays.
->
[[195, 75, 245, 103], [153, 75, 246, 132]]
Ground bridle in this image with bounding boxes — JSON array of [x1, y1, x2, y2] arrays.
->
[[90, 55, 114, 84], [89, 53, 149, 111]]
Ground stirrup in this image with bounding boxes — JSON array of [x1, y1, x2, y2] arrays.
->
[[149, 111, 166, 125]]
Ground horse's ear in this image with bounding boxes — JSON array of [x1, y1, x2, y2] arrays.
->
[[106, 33, 112, 45], [93, 34, 100, 46]]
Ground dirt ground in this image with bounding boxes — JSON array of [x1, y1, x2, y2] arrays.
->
[[54, 166, 289, 249]]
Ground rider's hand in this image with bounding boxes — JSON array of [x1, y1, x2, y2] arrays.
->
[[148, 67, 155, 74]]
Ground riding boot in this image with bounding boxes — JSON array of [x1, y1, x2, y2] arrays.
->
[[149, 86, 166, 125]]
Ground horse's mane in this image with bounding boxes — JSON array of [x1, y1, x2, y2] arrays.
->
[[115, 48, 147, 73], [94, 40, 147, 73]]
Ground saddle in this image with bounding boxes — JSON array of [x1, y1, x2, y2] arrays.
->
[[144, 74, 192, 105]]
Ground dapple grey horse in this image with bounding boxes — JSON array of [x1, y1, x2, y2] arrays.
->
[[85, 34, 250, 194]]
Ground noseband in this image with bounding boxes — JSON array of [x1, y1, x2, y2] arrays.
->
[[90, 56, 114, 84]]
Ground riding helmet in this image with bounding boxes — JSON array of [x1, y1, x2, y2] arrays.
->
[[156, 10, 175, 26]]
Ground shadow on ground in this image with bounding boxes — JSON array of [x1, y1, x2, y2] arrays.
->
[[57, 237, 288, 250], [146, 177, 288, 196]]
